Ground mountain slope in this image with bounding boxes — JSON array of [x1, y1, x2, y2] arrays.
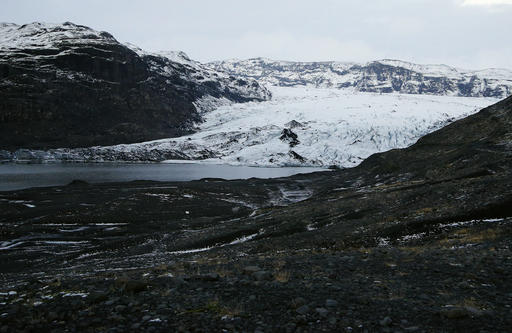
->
[[0, 22, 270, 150], [210, 57, 512, 98]]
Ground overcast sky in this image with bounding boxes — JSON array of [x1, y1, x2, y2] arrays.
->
[[1, 0, 511, 69]]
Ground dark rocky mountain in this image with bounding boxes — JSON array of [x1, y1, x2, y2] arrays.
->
[[210, 57, 512, 98], [1, 91, 511, 331], [0, 22, 270, 150]]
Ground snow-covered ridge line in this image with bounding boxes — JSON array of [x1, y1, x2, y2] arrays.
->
[[0, 21, 271, 107], [0, 22, 118, 49], [374, 59, 512, 79], [209, 57, 512, 98], [123, 42, 271, 111]]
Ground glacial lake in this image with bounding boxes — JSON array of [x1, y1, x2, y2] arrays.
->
[[0, 163, 326, 191]]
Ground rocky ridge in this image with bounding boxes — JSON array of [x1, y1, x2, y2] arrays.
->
[[0, 22, 270, 151], [210, 57, 512, 98]]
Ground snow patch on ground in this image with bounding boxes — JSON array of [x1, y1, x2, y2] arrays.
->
[[169, 231, 262, 255]]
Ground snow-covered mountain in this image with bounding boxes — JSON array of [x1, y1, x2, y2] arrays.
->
[[124, 45, 271, 113], [3, 87, 499, 167], [1, 22, 506, 167], [0, 22, 270, 150], [0, 23, 270, 104], [209, 58, 512, 98]]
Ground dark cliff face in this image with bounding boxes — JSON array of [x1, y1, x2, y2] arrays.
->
[[0, 22, 269, 151], [355, 62, 509, 98], [354, 63, 456, 95]]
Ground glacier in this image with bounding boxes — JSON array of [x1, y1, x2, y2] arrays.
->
[[3, 86, 498, 167]]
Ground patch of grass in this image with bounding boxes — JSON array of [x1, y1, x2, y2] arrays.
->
[[462, 229, 498, 243], [437, 227, 500, 248], [451, 297, 488, 312], [414, 207, 434, 216], [214, 266, 233, 278], [274, 270, 291, 283]]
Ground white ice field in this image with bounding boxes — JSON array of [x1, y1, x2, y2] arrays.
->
[[147, 86, 499, 167]]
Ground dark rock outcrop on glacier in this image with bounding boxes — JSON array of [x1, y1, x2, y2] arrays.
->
[[210, 57, 512, 98], [279, 128, 300, 147], [0, 22, 270, 150]]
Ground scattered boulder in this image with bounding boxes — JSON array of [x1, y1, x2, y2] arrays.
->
[[67, 179, 90, 187], [325, 299, 338, 308], [380, 316, 392, 326], [440, 306, 485, 319], [252, 271, 273, 281], [88, 291, 109, 303], [243, 266, 261, 275], [114, 278, 148, 293], [291, 297, 307, 309], [188, 272, 221, 282], [315, 307, 329, 317], [296, 305, 310, 315]]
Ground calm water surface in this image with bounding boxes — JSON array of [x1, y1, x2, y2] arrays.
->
[[0, 163, 326, 191]]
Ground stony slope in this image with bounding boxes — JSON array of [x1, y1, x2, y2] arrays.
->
[[210, 57, 512, 98], [0, 22, 270, 150]]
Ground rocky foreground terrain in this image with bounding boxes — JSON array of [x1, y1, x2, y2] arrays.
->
[[0, 22, 270, 151], [0, 93, 511, 331]]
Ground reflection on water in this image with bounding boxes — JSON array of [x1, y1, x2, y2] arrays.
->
[[0, 163, 325, 191]]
